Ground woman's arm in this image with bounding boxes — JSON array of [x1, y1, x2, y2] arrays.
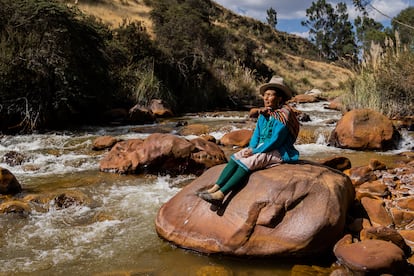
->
[[248, 116, 262, 149]]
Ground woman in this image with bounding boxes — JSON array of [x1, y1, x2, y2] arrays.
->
[[197, 76, 300, 205]]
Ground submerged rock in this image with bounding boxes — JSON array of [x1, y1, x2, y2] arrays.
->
[[155, 161, 354, 256]]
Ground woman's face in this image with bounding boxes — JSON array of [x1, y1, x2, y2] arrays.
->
[[263, 89, 283, 109]]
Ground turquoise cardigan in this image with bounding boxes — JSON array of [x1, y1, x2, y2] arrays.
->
[[248, 114, 299, 162]]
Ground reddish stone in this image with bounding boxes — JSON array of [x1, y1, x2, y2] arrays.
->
[[334, 234, 406, 274], [348, 165, 377, 186], [319, 156, 351, 171], [329, 109, 400, 151], [369, 159, 387, 171], [156, 162, 354, 256], [360, 226, 411, 256], [149, 99, 173, 117], [389, 207, 414, 229], [179, 124, 210, 136], [360, 197, 393, 227], [398, 230, 414, 253], [92, 136, 119, 151], [355, 180, 388, 200], [220, 129, 253, 147], [99, 133, 226, 175], [395, 197, 414, 211], [99, 139, 144, 174], [128, 104, 155, 124]]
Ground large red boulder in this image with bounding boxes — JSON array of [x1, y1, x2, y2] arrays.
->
[[334, 234, 406, 274], [219, 129, 253, 147], [328, 109, 400, 150], [99, 133, 226, 175], [155, 162, 355, 256]]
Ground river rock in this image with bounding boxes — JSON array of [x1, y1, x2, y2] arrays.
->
[[219, 129, 253, 147], [128, 104, 155, 124], [328, 109, 401, 150], [100, 133, 226, 175], [0, 200, 31, 214], [92, 136, 119, 151], [178, 124, 210, 136], [0, 167, 22, 195], [355, 179, 388, 200], [149, 99, 173, 117], [99, 139, 144, 174], [360, 226, 411, 256], [360, 197, 393, 227], [333, 234, 406, 274], [155, 161, 354, 256], [23, 189, 92, 212], [319, 156, 351, 172], [2, 151, 26, 166]]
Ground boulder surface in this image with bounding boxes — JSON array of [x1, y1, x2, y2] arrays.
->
[[155, 162, 355, 256]]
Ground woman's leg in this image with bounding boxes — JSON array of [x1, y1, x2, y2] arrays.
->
[[216, 158, 239, 186], [201, 158, 239, 194], [199, 164, 249, 204], [218, 166, 249, 194]]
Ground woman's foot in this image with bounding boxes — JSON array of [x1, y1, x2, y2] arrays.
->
[[206, 184, 220, 193], [198, 190, 224, 205], [195, 184, 220, 196]]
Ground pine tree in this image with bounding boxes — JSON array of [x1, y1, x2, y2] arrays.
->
[[302, 0, 356, 62], [266, 7, 277, 29]]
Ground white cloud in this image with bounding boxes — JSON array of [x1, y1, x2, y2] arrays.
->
[[214, 0, 410, 22], [291, 31, 310, 39], [365, 0, 410, 21], [213, 0, 411, 34]]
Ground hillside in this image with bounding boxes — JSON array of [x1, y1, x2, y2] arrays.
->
[[62, 0, 353, 94]]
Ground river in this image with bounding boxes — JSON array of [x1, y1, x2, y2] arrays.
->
[[0, 102, 413, 275]]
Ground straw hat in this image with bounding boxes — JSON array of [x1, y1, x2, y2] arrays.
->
[[259, 76, 293, 100]]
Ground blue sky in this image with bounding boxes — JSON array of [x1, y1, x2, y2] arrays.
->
[[214, 0, 412, 37]]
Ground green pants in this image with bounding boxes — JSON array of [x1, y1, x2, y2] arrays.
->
[[216, 159, 250, 194]]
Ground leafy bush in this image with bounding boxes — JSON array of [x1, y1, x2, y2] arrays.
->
[[0, 0, 114, 132]]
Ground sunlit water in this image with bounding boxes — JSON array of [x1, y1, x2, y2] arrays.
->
[[0, 102, 413, 275]]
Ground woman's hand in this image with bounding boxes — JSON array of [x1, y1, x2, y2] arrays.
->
[[242, 148, 253, 157], [259, 107, 272, 116]]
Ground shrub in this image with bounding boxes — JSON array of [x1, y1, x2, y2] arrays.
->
[[343, 33, 414, 117], [212, 59, 260, 104], [0, 0, 114, 132]]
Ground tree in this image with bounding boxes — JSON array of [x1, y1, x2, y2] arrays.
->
[[302, 0, 356, 62], [392, 7, 414, 49], [332, 2, 357, 62], [354, 15, 386, 53], [266, 7, 277, 29]]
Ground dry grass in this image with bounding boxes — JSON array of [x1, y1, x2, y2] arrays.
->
[[62, 0, 354, 96], [263, 53, 353, 94], [343, 32, 414, 117], [62, 0, 154, 34]]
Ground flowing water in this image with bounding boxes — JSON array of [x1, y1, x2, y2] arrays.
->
[[0, 102, 413, 275]]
